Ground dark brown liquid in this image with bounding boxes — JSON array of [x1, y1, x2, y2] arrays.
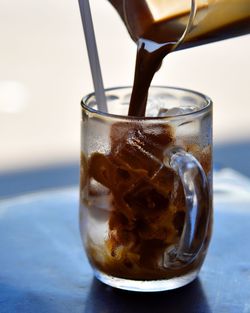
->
[[128, 38, 180, 117], [108, 0, 250, 116], [107, 0, 185, 116]]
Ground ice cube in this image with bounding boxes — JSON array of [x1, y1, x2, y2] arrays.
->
[[110, 122, 174, 176], [158, 106, 195, 117], [146, 92, 177, 117]]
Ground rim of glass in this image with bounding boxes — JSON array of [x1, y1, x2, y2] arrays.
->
[[81, 86, 212, 120]]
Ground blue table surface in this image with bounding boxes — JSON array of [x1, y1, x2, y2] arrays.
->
[[0, 186, 250, 313]]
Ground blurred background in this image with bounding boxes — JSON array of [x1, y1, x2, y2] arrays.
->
[[0, 0, 249, 198]]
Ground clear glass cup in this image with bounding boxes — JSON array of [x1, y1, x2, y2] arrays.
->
[[79, 86, 213, 292]]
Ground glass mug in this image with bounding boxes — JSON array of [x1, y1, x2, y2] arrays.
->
[[79, 86, 213, 292]]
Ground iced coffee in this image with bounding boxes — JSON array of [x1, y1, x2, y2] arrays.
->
[[80, 87, 212, 290]]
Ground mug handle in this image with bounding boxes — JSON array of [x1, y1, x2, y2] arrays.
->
[[164, 148, 211, 266]]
